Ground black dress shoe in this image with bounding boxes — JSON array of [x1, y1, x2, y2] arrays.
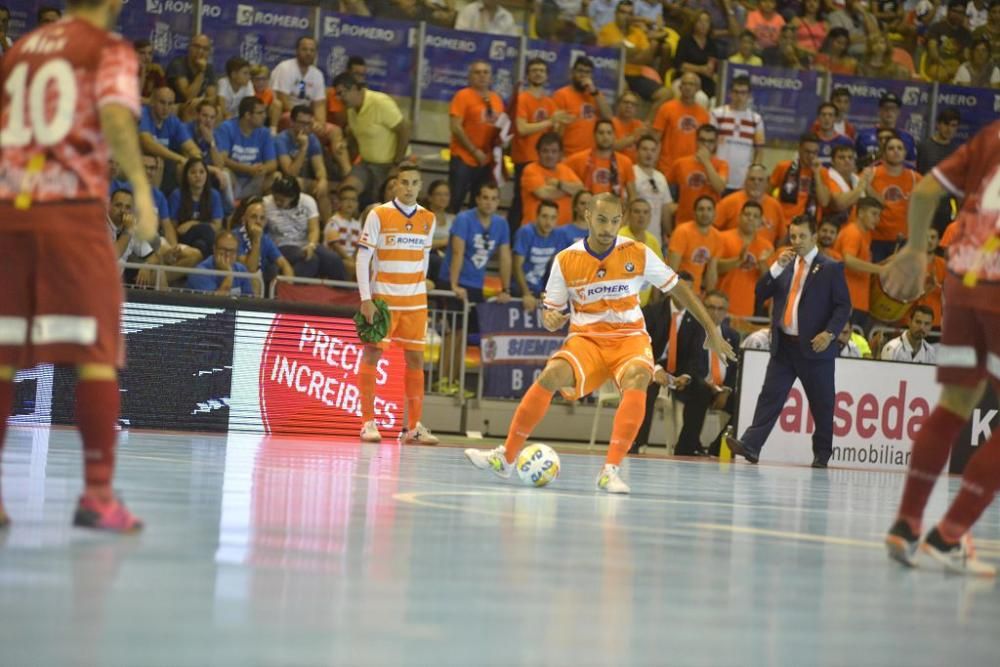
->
[[726, 435, 758, 464], [811, 458, 828, 469]]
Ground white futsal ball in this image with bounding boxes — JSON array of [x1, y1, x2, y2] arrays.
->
[[516, 444, 561, 487]]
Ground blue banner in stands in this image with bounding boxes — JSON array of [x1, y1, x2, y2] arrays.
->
[[420, 25, 519, 103], [201, 1, 314, 74], [934, 84, 1000, 144], [318, 12, 417, 98], [523, 40, 621, 99], [477, 303, 567, 399], [116, 0, 196, 64], [726, 64, 821, 143], [5, 0, 42, 42], [831, 75, 932, 141]]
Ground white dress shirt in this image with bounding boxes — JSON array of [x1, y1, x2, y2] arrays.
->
[[881, 334, 937, 365], [770, 246, 818, 336]]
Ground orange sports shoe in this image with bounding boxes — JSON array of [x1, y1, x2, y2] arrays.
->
[[73, 494, 144, 533]]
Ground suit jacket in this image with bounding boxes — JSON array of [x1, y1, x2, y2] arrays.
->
[[675, 313, 741, 390], [755, 252, 851, 360], [642, 299, 678, 368]]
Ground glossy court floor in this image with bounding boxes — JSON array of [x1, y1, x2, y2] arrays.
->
[[1, 427, 998, 667]]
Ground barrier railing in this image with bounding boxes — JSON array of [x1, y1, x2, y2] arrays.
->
[[120, 261, 265, 298], [269, 275, 473, 405]]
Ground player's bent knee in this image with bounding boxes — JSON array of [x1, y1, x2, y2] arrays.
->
[[619, 364, 652, 391], [939, 382, 987, 420], [77, 364, 117, 381], [538, 359, 574, 391]]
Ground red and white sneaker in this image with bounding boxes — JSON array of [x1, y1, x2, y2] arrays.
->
[[73, 494, 144, 534]]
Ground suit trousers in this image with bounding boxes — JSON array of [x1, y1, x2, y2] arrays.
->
[[741, 334, 836, 462], [675, 380, 715, 455]]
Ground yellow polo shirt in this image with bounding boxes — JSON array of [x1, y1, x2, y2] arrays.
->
[[348, 89, 404, 165], [597, 23, 650, 77]]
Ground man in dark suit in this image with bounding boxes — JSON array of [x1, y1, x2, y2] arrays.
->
[[631, 271, 694, 454], [728, 216, 852, 467], [671, 290, 743, 456]]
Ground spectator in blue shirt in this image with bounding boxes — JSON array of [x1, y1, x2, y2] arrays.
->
[[855, 93, 917, 169], [185, 100, 236, 210], [187, 230, 255, 296], [513, 199, 560, 311], [277, 105, 332, 222], [168, 158, 224, 261], [228, 196, 294, 286], [139, 86, 202, 190], [551, 190, 593, 251], [215, 96, 278, 200], [111, 155, 175, 244], [438, 182, 512, 303]]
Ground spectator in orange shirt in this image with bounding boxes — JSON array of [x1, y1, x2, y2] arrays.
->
[[597, 0, 671, 106], [769, 133, 831, 222], [325, 55, 366, 127], [865, 134, 919, 262], [563, 120, 637, 199], [914, 227, 946, 326], [250, 64, 275, 114], [448, 60, 506, 213], [552, 56, 613, 157], [824, 145, 872, 227], [832, 196, 883, 331], [668, 195, 721, 294], [717, 200, 774, 317], [714, 164, 787, 246], [510, 58, 573, 229], [817, 219, 841, 260], [651, 72, 710, 175], [667, 124, 728, 223], [611, 92, 648, 163], [940, 219, 959, 254], [521, 132, 584, 226]]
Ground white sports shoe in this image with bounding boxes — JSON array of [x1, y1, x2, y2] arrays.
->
[[402, 422, 440, 445], [596, 464, 630, 494], [360, 420, 382, 443], [921, 529, 996, 577], [464, 446, 513, 479]]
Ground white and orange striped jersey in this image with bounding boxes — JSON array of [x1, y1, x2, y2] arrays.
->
[[357, 201, 435, 311], [544, 237, 679, 337]]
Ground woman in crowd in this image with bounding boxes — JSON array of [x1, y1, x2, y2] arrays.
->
[[857, 32, 909, 79], [674, 10, 718, 100], [423, 179, 454, 295], [814, 27, 858, 75], [168, 158, 224, 262], [953, 38, 1000, 88], [791, 0, 827, 54], [264, 175, 346, 280]]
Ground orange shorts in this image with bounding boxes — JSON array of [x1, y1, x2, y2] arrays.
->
[[551, 334, 654, 400], [380, 309, 427, 351]]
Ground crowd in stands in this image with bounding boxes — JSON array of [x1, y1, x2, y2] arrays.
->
[[0, 1, 981, 416]]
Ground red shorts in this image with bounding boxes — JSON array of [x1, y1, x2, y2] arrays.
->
[[552, 333, 654, 400], [0, 202, 123, 368], [937, 275, 1000, 388]]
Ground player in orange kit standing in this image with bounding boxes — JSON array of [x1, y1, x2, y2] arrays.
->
[[464, 194, 735, 493], [0, 0, 159, 531], [355, 163, 440, 445]]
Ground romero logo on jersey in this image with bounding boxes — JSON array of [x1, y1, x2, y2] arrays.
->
[[691, 246, 712, 265]]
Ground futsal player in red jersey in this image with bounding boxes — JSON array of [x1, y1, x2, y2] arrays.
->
[[0, 0, 159, 532], [883, 120, 1000, 576]]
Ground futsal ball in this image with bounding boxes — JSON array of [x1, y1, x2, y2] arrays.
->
[[516, 444, 561, 487]]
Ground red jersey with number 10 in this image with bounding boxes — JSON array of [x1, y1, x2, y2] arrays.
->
[[0, 17, 139, 210], [932, 119, 1000, 310]]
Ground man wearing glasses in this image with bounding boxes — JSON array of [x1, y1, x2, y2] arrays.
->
[[631, 134, 673, 250]]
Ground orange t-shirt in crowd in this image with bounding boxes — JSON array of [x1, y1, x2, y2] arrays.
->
[[326, 88, 344, 116], [612, 116, 645, 163], [832, 222, 873, 312], [870, 164, 918, 242], [512, 91, 557, 164], [552, 85, 602, 156], [667, 221, 721, 294], [667, 154, 729, 223], [940, 220, 959, 248], [256, 88, 274, 107], [563, 149, 636, 195], [717, 229, 774, 317], [769, 160, 831, 222], [521, 162, 582, 226], [821, 247, 843, 261], [914, 254, 947, 325], [652, 99, 710, 175], [449, 87, 505, 167], [713, 191, 787, 246]]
